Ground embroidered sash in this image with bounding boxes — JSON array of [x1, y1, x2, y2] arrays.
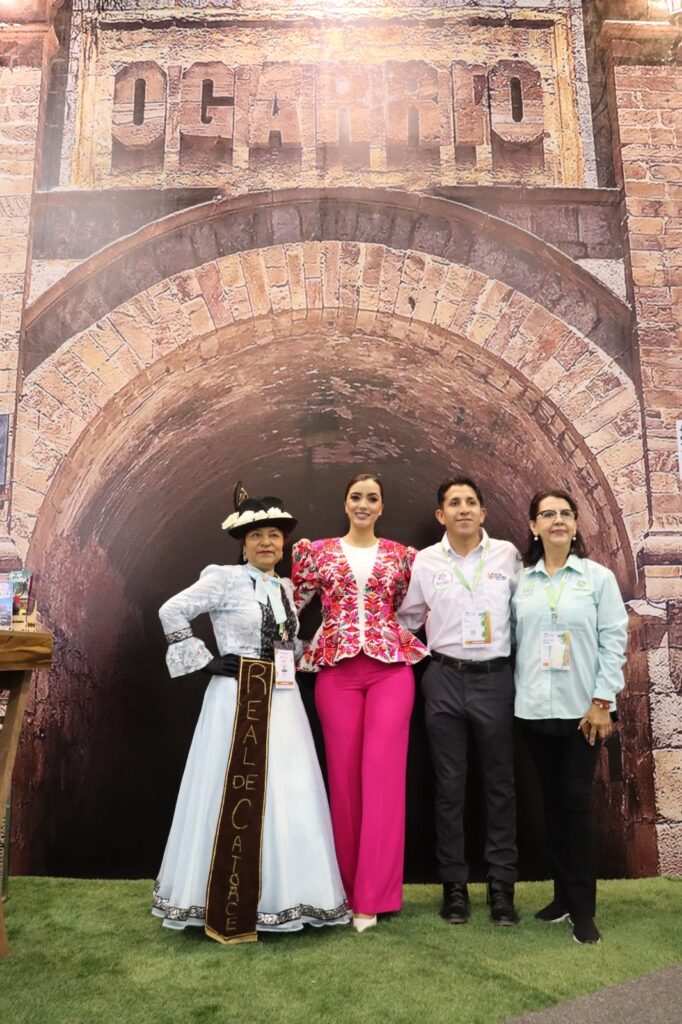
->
[[204, 657, 275, 944]]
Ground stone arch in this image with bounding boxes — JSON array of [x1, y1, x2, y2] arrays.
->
[[24, 188, 633, 374], [12, 195, 649, 878], [19, 240, 643, 581]]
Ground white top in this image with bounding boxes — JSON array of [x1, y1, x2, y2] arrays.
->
[[397, 529, 522, 660], [340, 540, 379, 644]]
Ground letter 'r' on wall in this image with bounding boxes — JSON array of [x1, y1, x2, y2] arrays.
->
[[112, 61, 167, 173], [316, 64, 383, 170], [385, 61, 440, 169]]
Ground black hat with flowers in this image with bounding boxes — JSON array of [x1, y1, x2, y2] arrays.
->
[[221, 484, 297, 540]]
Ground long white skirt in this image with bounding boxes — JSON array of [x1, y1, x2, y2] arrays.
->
[[152, 674, 349, 933]]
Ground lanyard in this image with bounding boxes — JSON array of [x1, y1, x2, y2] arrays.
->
[[544, 574, 570, 625], [441, 538, 490, 596]]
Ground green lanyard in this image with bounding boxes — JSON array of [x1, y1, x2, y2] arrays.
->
[[441, 538, 490, 596], [545, 574, 570, 625]]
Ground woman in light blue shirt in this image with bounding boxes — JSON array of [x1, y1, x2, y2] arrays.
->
[[512, 489, 627, 946]]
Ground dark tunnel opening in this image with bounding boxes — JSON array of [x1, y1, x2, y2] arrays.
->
[[13, 319, 634, 882]]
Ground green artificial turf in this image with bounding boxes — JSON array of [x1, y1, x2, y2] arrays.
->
[[1, 878, 681, 1024]]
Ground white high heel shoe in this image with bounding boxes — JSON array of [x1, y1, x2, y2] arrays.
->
[[352, 915, 377, 933]]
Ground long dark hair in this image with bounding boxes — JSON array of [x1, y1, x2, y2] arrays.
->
[[344, 473, 384, 501], [524, 489, 588, 565]]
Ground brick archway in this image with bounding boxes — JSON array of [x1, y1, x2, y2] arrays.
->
[[19, 237, 643, 577], [12, 200, 650, 879], [25, 188, 633, 373]]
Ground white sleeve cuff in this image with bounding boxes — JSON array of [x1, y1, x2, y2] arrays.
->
[[165, 637, 212, 678]]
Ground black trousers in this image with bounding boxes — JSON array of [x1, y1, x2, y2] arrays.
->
[[520, 723, 601, 918], [422, 660, 517, 884]]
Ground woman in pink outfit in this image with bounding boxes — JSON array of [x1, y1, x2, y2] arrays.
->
[[292, 474, 427, 932]]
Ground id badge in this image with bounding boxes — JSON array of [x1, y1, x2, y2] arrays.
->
[[274, 641, 296, 689], [462, 608, 492, 646], [540, 630, 571, 671]]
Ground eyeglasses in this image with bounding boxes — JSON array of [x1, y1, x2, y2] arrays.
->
[[536, 509, 576, 521]]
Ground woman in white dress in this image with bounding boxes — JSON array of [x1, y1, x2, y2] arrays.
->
[[152, 494, 349, 940]]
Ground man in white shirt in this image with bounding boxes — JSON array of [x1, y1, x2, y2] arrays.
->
[[398, 476, 521, 926]]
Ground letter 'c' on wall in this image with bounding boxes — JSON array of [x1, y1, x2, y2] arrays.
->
[[112, 61, 167, 148]]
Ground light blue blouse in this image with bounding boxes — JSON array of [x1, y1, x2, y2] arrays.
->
[[512, 555, 628, 719]]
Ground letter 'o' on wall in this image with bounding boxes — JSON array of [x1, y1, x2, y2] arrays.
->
[[112, 61, 167, 150], [489, 59, 544, 144]]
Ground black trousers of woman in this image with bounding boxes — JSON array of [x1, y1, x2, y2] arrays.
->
[[520, 721, 601, 919]]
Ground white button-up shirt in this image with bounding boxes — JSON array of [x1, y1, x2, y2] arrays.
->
[[512, 555, 627, 718], [397, 529, 522, 660]]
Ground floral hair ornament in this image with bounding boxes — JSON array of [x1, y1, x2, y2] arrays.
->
[[221, 481, 298, 539]]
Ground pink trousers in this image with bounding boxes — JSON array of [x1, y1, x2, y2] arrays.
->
[[315, 652, 415, 915]]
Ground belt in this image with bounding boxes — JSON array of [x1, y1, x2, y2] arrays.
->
[[429, 651, 511, 674]]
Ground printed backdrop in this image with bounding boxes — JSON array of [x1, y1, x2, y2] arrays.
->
[[0, 0, 680, 883]]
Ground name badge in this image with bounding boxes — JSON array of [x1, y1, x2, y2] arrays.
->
[[462, 608, 492, 646], [433, 569, 453, 591], [274, 642, 296, 688], [540, 630, 571, 671]]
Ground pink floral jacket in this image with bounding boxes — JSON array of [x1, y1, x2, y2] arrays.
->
[[291, 537, 429, 672]]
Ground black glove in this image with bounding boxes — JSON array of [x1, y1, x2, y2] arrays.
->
[[202, 654, 241, 677]]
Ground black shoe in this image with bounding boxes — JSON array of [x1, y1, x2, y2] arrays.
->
[[487, 878, 519, 926], [535, 900, 570, 923], [440, 882, 470, 924], [572, 916, 601, 944]]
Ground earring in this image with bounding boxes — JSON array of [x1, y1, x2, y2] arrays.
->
[[571, 535, 576, 545], [532, 535, 539, 542]]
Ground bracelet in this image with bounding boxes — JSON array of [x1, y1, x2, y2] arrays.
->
[[591, 697, 610, 710]]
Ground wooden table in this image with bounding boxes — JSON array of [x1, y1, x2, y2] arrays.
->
[[0, 629, 52, 957]]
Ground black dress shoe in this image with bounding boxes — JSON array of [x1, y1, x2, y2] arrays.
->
[[572, 916, 601, 944], [440, 882, 470, 924], [535, 899, 569, 923], [487, 878, 519, 926]]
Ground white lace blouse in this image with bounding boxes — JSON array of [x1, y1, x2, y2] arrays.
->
[[159, 564, 298, 678]]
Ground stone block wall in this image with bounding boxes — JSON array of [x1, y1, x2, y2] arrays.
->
[[603, 18, 682, 873], [0, 7, 54, 887], [0, 50, 45, 552], [609, 45, 682, 564]]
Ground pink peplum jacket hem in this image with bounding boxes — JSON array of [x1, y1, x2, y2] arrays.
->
[[291, 536, 429, 673]]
